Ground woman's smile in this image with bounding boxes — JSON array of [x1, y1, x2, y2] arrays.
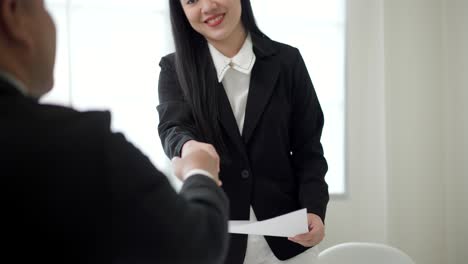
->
[[205, 13, 225, 27]]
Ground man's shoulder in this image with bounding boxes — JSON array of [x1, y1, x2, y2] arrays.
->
[[4, 100, 115, 148], [0, 99, 116, 174], [35, 102, 112, 134]]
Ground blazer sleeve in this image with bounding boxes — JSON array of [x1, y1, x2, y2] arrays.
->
[[106, 128, 229, 264], [157, 55, 198, 159], [290, 49, 329, 222]]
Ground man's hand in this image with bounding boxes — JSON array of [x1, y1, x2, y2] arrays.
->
[[172, 149, 221, 185], [288, 213, 324, 247], [182, 140, 220, 171]]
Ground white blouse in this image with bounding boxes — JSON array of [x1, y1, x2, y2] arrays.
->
[[208, 35, 318, 264], [208, 34, 255, 134]]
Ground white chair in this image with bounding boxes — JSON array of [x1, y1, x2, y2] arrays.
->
[[318, 242, 415, 264]]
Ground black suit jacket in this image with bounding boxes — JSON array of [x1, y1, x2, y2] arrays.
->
[[0, 78, 229, 264], [157, 33, 329, 263]]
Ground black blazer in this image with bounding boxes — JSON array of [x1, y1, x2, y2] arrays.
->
[[157, 33, 329, 263], [0, 78, 229, 264]]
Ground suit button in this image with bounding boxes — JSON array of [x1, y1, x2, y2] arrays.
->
[[241, 170, 250, 179]]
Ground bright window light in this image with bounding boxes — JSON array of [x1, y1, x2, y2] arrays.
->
[[43, 0, 346, 194]]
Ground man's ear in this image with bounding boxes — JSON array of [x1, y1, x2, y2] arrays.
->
[[0, 0, 33, 48]]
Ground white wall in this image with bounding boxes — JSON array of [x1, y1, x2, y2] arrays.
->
[[384, 1, 445, 263], [442, 0, 468, 263], [323, 1, 467, 264], [321, 0, 388, 249]]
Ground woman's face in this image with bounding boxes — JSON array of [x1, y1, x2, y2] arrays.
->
[[180, 0, 244, 44]]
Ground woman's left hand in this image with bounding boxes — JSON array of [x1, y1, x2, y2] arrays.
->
[[288, 213, 325, 247]]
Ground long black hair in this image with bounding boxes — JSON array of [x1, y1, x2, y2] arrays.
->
[[168, 0, 264, 155]]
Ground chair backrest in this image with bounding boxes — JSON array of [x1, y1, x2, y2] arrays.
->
[[318, 242, 415, 264]]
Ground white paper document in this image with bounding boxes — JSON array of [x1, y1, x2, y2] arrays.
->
[[228, 208, 308, 237]]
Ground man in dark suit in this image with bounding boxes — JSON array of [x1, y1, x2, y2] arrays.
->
[[0, 0, 229, 263]]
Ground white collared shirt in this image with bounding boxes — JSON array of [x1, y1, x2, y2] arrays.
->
[[208, 34, 255, 134], [0, 70, 28, 95], [208, 35, 319, 264]]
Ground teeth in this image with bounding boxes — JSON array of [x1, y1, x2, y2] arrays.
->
[[207, 15, 223, 24]]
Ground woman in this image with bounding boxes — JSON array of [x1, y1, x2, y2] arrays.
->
[[157, 0, 329, 263]]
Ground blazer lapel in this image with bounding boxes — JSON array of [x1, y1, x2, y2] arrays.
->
[[242, 33, 280, 144]]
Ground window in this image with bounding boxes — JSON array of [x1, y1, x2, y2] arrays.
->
[[43, 0, 346, 194], [44, 0, 174, 178]]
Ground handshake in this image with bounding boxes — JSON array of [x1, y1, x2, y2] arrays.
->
[[172, 140, 222, 186]]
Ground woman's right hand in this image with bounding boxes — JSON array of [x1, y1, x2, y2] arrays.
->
[[172, 150, 221, 185], [182, 140, 220, 171]]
